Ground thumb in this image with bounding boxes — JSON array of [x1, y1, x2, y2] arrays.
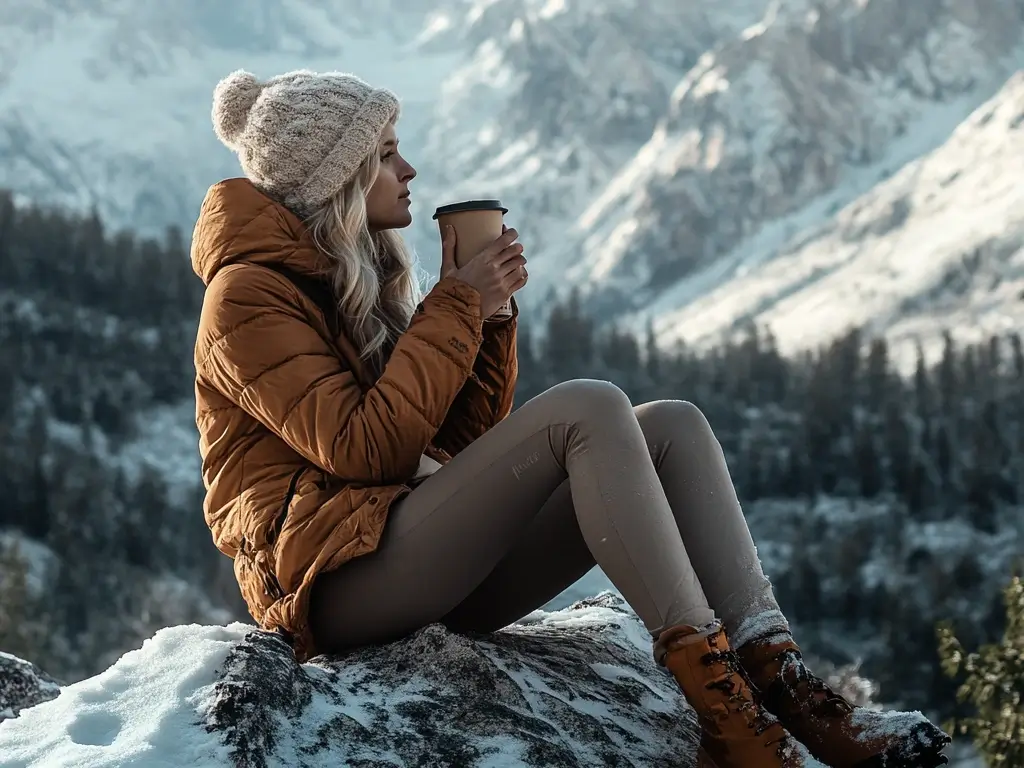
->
[[440, 225, 457, 275]]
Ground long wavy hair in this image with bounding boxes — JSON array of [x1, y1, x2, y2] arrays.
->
[[303, 145, 421, 379]]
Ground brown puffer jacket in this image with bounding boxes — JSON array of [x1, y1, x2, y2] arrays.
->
[[191, 179, 518, 660]]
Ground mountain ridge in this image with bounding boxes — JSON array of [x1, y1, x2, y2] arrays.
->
[[637, 67, 1024, 365], [1, 0, 1021, 357]]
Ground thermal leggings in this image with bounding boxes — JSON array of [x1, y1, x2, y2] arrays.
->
[[307, 379, 788, 651]]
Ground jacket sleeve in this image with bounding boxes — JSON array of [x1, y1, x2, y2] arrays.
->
[[432, 297, 519, 456], [196, 268, 484, 485]]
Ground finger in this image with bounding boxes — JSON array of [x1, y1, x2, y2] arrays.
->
[[508, 267, 528, 293], [502, 223, 507, 234], [498, 254, 527, 277], [501, 261, 528, 287], [481, 227, 519, 259], [491, 243, 524, 267], [440, 225, 457, 272]]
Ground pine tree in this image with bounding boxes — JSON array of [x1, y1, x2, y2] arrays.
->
[[853, 422, 883, 498], [0, 541, 50, 664], [938, 575, 1024, 765], [644, 320, 661, 382], [1010, 333, 1024, 381]]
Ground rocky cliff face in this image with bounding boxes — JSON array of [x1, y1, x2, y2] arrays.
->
[[407, 0, 771, 270]]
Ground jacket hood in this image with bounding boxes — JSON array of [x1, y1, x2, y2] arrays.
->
[[190, 178, 329, 285]]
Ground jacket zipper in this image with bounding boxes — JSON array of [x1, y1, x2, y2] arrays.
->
[[272, 467, 306, 546]]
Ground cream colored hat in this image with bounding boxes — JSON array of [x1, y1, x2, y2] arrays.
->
[[211, 68, 400, 216]]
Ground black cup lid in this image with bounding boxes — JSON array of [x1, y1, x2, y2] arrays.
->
[[432, 199, 508, 219]]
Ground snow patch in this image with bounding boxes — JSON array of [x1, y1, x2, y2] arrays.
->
[[0, 623, 250, 767]]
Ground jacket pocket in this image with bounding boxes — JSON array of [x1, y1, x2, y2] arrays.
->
[[270, 466, 308, 548], [273, 469, 349, 595]]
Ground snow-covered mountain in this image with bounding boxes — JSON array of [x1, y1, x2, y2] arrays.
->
[[406, 0, 772, 269], [542, 0, 1024, 359], [0, 0, 458, 231], [1, 0, 1021, 355], [639, 70, 1024, 364], [0, 0, 772, 272]]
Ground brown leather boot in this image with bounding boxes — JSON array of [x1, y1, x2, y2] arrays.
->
[[737, 637, 951, 767], [655, 621, 812, 767]]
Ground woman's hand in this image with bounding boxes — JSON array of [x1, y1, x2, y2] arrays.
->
[[440, 224, 528, 319]]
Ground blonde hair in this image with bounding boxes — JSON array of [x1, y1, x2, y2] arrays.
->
[[304, 145, 421, 378]]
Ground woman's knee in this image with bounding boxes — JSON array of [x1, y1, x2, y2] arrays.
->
[[635, 399, 716, 441], [544, 378, 633, 420]]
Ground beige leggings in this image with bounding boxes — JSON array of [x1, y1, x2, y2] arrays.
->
[[308, 379, 787, 651]]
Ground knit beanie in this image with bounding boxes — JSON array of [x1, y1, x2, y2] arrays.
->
[[211, 69, 401, 217]]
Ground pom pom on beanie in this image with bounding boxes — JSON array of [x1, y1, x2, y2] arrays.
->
[[212, 69, 264, 149]]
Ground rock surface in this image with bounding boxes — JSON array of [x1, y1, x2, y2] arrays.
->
[[0, 593, 701, 767], [0, 651, 60, 722]]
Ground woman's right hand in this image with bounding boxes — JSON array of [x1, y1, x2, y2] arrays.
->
[[440, 225, 528, 318]]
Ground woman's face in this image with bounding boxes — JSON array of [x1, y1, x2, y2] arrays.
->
[[365, 122, 416, 231]]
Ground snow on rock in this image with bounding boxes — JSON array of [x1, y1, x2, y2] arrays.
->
[[0, 652, 60, 723], [0, 594, 703, 767]]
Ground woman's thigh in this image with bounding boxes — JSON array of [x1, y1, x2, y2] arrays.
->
[[307, 381, 606, 651], [440, 479, 596, 634]]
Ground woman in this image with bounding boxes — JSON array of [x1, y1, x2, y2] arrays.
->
[[192, 68, 949, 768]]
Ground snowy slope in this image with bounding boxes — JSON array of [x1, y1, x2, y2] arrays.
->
[[404, 0, 772, 273], [0, 0, 462, 232], [536, 0, 1024, 311], [3, 0, 1023, 355], [0, 0, 770, 263], [642, 69, 1024, 364]]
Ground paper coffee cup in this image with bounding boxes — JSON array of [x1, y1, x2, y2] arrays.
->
[[432, 199, 508, 268]]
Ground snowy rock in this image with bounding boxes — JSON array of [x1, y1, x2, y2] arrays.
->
[[0, 593, 701, 767], [0, 652, 60, 722]]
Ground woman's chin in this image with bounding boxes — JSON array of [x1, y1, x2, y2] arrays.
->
[[392, 210, 414, 229], [370, 212, 413, 231]]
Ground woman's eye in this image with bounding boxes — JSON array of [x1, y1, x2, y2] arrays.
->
[[382, 151, 395, 160]]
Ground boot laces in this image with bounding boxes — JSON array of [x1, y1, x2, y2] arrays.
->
[[702, 649, 791, 755], [779, 650, 852, 717]]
